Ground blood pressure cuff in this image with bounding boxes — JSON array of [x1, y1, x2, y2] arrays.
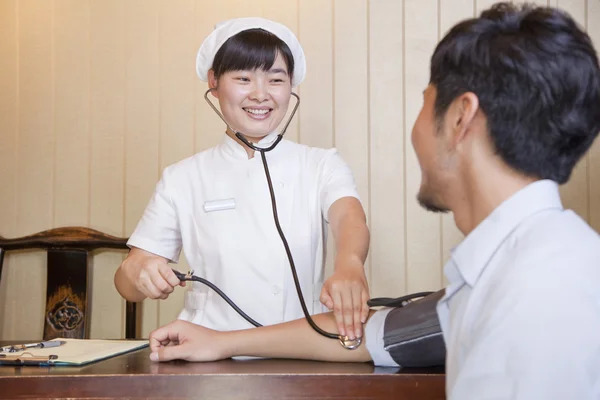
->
[[379, 289, 446, 367]]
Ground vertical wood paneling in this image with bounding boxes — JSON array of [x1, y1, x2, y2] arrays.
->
[[10, 0, 55, 340], [298, 0, 335, 275], [368, 0, 406, 297], [54, 0, 90, 227], [0, 0, 18, 338], [333, 0, 371, 276], [404, 0, 442, 292], [157, 0, 196, 327], [439, 1, 474, 278], [557, 0, 589, 221], [589, 0, 600, 232], [298, 0, 333, 149], [124, 0, 161, 338], [89, 0, 126, 339]]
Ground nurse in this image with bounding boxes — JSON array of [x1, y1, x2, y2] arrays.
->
[[114, 17, 370, 340]]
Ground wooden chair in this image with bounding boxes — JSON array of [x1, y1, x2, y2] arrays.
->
[[0, 227, 137, 340]]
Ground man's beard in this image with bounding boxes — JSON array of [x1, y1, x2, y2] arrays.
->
[[417, 185, 450, 213]]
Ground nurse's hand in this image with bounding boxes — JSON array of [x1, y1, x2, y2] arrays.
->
[[119, 247, 185, 300], [149, 320, 227, 362], [320, 257, 370, 341]]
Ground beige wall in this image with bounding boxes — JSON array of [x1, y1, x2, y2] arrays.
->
[[1, 0, 598, 340]]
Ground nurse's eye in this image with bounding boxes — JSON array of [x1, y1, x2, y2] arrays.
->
[[235, 76, 250, 82]]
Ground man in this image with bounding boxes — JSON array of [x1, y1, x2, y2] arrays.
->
[[148, 3, 600, 399]]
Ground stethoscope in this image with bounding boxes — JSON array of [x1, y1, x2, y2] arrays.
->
[[172, 87, 433, 350]]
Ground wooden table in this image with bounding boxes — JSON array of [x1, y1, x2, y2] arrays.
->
[[0, 343, 445, 399]]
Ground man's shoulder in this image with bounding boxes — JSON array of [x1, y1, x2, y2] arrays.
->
[[480, 208, 600, 313], [513, 209, 600, 269]]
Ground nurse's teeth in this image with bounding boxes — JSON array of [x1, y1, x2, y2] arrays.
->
[[245, 109, 270, 115]]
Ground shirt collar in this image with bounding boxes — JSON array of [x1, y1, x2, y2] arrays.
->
[[219, 131, 281, 160], [449, 179, 564, 287]]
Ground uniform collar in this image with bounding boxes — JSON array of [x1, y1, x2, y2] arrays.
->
[[449, 179, 564, 287], [219, 131, 281, 160]]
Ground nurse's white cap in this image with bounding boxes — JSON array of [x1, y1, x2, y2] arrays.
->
[[195, 17, 306, 87]]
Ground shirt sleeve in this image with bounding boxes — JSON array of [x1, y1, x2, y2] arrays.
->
[[449, 277, 600, 400], [364, 307, 400, 367], [318, 149, 361, 221], [127, 168, 182, 263]]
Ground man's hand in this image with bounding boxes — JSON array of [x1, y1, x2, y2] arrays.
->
[[149, 320, 229, 362], [320, 255, 370, 340], [115, 247, 185, 302]]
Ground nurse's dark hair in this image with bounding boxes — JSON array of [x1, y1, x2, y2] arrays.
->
[[429, 2, 600, 184], [211, 28, 294, 80]]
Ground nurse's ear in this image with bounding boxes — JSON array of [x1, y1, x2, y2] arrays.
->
[[208, 69, 219, 99]]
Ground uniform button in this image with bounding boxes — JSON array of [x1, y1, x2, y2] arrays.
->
[[271, 285, 281, 294]]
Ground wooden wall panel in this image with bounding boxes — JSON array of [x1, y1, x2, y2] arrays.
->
[[54, 0, 90, 228], [89, 0, 127, 339], [368, 0, 406, 297]]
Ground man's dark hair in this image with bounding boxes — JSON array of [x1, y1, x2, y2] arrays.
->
[[430, 2, 600, 184], [212, 28, 294, 81]]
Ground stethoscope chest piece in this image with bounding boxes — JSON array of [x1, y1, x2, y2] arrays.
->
[[339, 336, 362, 350]]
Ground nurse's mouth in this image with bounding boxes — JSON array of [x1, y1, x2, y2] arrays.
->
[[244, 107, 272, 120]]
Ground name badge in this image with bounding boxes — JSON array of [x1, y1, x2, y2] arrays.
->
[[203, 198, 236, 213]]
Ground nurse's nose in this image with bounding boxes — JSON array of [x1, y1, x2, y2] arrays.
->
[[249, 81, 270, 102]]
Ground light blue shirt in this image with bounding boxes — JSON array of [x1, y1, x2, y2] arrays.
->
[[438, 179, 600, 399], [366, 179, 600, 399]]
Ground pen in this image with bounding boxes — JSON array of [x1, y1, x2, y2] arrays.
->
[[0, 340, 66, 353]]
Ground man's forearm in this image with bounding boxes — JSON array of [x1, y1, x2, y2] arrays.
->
[[222, 311, 375, 362]]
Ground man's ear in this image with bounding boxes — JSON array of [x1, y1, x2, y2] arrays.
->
[[208, 69, 219, 99], [450, 92, 479, 146]]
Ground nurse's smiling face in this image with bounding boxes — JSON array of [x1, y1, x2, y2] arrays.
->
[[208, 52, 292, 141]]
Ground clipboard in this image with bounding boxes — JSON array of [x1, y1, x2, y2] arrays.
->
[[0, 338, 149, 366]]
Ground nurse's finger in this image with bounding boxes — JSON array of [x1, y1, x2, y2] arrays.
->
[[158, 264, 181, 288], [341, 288, 355, 340], [150, 270, 174, 296], [141, 280, 164, 299], [351, 284, 363, 339], [331, 290, 346, 337], [361, 288, 370, 323], [320, 290, 333, 310]]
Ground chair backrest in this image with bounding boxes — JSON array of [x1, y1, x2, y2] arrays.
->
[[0, 227, 137, 340]]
